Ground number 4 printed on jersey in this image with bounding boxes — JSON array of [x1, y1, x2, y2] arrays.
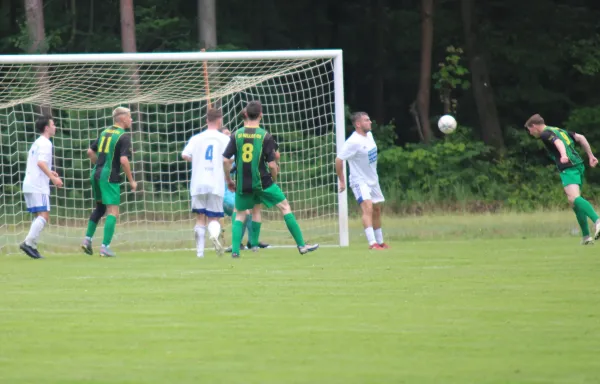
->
[[205, 144, 213, 160]]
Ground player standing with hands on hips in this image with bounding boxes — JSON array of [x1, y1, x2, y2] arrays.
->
[[336, 112, 389, 250]]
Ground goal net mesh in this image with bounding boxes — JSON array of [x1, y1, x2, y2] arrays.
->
[[0, 56, 340, 254]]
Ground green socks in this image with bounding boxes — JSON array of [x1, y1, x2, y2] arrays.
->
[[231, 219, 244, 254], [573, 206, 590, 237], [102, 215, 117, 246], [85, 220, 98, 238], [284, 213, 305, 247], [250, 221, 261, 247], [574, 196, 599, 223]]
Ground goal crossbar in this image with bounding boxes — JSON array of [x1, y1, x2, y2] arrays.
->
[[0, 49, 343, 64]]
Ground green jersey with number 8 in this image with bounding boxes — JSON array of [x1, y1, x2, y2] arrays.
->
[[223, 126, 277, 194]]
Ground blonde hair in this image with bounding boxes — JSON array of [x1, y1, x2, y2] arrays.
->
[[112, 107, 131, 123]]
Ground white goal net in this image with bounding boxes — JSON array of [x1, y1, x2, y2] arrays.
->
[[0, 50, 348, 254]]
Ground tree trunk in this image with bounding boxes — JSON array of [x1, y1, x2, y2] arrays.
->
[[461, 0, 505, 151], [120, 0, 146, 195], [24, 0, 51, 116], [197, 0, 217, 50], [198, 0, 219, 111], [120, 0, 136, 53], [67, 0, 76, 48], [372, 0, 386, 126], [25, 0, 46, 53], [415, 0, 434, 143]]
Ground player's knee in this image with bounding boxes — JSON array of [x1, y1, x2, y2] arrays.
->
[[567, 194, 579, 204], [361, 201, 373, 215], [106, 205, 119, 217], [277, 200, 292, 215], [39, 212, 50, 223], [90, 203, 107, 223]]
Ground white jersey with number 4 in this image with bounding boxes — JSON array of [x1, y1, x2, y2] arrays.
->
[[337, 131, 379, 186], [182, 129, 231, 197], [22, 135, 53, 194]]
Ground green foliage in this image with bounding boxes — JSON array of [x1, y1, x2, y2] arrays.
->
[[377, 125, 585, 213], [432, 46, 470, 114], [570, 35, 600, 76], [371, 120, 398, 151]]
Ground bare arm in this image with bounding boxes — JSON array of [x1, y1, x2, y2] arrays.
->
[[87, 148, 97, 164], [120, 156, 137, 191], [37, 160, 63, 187], [223, 158, 235, 191], [335, 157, 346, 192], [182, 154, 192, 162], [268, 161, 278, 181], [575, 133, 598, 167], [575, 133, 594, 158], [553, 140, 568, 159]]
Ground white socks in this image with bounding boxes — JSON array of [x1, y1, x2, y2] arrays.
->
[[365, 227, 376, 246], [207, 220, 221, 240], [25, 216, 46, 247], [194, 225, 206, 257], [374, 228, 384, 244]]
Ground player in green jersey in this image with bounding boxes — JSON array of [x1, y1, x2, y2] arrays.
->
[[81, 107, 137, 256], [525, 113, 600, 244], [222, 100, 318, 258]]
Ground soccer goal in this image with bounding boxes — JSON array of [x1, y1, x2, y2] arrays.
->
[[0, 50, 349, 254]]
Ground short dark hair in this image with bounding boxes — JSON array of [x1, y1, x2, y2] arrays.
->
[[35, 115, 53, 134], [206, 108, 222, 123], [240, 107, 248, 121], [350, 112, 368, 127], [245, 101, 262, 120], [525, 114, 544, 128]]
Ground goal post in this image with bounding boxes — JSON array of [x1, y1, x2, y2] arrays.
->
[[0, 50, 349, 254]]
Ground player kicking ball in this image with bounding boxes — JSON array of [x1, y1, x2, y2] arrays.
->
[[336, 112, 389, 250], [182, 108, 231, 257], [222, 100, 318, 258], [20, 116, 63, 259], [525, 114, 600, 245]]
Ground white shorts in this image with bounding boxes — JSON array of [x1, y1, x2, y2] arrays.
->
[[24, 193, 51, 213], [351, 182, 385, 204], [191, 193, 224, 218]]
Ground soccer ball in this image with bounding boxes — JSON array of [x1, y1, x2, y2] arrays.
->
[[438, 115, 457, 134]]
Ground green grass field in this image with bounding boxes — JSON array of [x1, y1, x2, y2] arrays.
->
[[2, 213, 600, 383]]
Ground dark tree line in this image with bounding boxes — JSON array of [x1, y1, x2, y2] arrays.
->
[[3, 0, 600, 211], [3, 0, 600, 149]]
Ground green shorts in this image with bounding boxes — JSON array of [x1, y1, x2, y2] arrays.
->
[[91, 175, 121, 205], [235, 184, 286, 211], [560, 164, 585, 187]]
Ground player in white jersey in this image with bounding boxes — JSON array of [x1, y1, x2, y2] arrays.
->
[[182, 108, 231, 257], [335, 112, 388, 250], [20, 116, 63, 258]]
